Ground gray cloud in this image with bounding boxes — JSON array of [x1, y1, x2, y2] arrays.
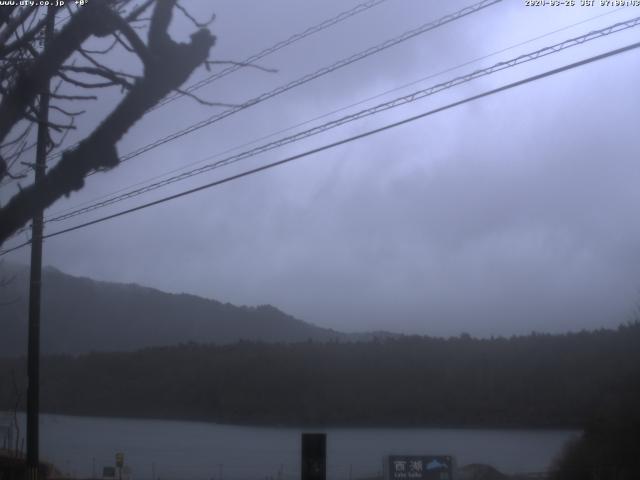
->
[[3, 0, 640, 336]]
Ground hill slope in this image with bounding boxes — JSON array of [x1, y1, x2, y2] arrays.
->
[[0, 263, 342, 355]]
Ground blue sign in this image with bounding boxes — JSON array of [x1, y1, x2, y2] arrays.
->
[[388, 455, 453, 480]]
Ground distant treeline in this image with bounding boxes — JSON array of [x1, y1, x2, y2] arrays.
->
[[1, 323, 639, 427]]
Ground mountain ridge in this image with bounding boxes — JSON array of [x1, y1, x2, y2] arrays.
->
[[0, 262, 354, 356]]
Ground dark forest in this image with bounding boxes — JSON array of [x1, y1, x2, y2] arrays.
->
[[2, 323, 639, 428]]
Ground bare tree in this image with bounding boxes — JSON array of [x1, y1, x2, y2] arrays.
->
[[0, 0, 217, 245]]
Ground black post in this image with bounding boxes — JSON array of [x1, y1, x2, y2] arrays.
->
[[301, 433, 326, 480], [26, 8, 54, 480]]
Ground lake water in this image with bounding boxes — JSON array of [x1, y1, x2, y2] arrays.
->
[[9, 413, 577, 480]]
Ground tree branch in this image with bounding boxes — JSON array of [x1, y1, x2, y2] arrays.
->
[[125, 0, 156, 22], [0, 8, 57, 58], [0, 5, 37, 47], [57, 69, 133, 89], [0, 0, 215, 245], [0, 2, 111, 144]]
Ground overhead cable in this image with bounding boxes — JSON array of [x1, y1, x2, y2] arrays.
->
[[45, 15, 640, 224], [42, 6, 627, 219], [153, 0, 391, 110], [46, 0, 502, 167], [2, 38, 638, 256]]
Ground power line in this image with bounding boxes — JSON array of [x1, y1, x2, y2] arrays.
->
[[113, 0, 503, 165], [43, 6, 627, 221], [6, 9, 635, 241], [46, 0, 502, 169], [1, 0, 391, 185], [2, 39, 638, 257], [0, 0, 502, 208], [153, 0, 391, 110], [44, 15, 640, 225]]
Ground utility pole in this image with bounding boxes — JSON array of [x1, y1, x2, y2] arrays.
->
[[26, 8, 54, 480]]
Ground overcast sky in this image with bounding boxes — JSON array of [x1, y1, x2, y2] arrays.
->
[[2, 0, 640, 336]]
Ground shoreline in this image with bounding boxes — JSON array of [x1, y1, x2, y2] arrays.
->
[[4, 409, 583, 432]]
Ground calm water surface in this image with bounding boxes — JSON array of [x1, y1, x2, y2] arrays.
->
[[12, 413, 577, 480]]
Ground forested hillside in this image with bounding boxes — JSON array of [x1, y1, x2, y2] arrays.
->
[[2, 323, 639, 427], [0, 263, 342, 355]]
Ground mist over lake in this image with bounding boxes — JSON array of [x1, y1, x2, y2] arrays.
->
[[12, 413, 576, 480]]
